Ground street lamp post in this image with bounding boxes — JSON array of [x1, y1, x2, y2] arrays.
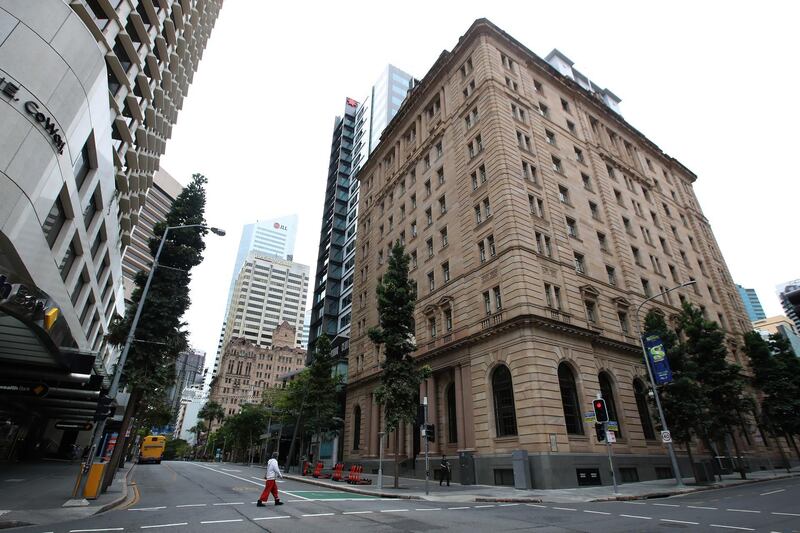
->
[[94, 224, 224, 489], [378, 431, 385, 490], [634, 280, 696, 488]]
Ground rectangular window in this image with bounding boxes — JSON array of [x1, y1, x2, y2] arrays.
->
[[425, 179, 431, 197], [438, 196, 447, 215], [445, 309, 453, 332], [426, 208, 433, 226], [582, 173, 593, 191], [551, 156, 563, 173], [437, 167, 445, 185], [426, 238, 434, 258], [440, 227, 448, 248], [632, 246, 642, 265], [59, 240, 78, 281], [411, 194, 417, 209], [606, 265, 617, 286], [585, 300, 597, 323], [505, 76, 518, 92], [642, 278, 652, 297], [74, 141, 91, 192], [429, 316, 437, 337], [566, 217, 578, 238], [589, 201, 600, 220], [487, 234, 496, 257], [436, 141, 443, 159], [597, 232, 608, 252], [474, 205, 482, 225], [483, 198, 492, 218], [517, 131, 532, 151], [522, 161, 537, 182], [567, 120, 576, 134], [493, 286, 502, 310], [574, 252, 586, 274], [561, 98, 571, 113], [411, 250, 417, 269], [463, 79, 475, 98], [43, 195, 68, 249], [558, 185, 570, 204], [442, 261, 450, 283], [539, 102, 549, 118], [618, 311, 630, 334], [478, 241, 486, 263], [545, 130, 556, 145], [428, 271, 435, 292], [483, 291, 491, 315]]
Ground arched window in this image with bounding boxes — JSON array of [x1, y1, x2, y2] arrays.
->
[[633, 379, 655, 440], [352, 406, 361, 450], [598, 372, 622, 437], [446, 383, 458, 443], [558, 363, 584, 435], [492, 365, 518, 437]]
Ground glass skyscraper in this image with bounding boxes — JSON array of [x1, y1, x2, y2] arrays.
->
[[735, 284, 766, 322]]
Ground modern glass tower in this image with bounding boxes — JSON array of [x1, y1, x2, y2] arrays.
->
[[735, 284, 766, 322], [309, 66, 414, 367]]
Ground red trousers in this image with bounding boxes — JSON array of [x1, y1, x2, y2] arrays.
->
[[259, 479, 279, 502]]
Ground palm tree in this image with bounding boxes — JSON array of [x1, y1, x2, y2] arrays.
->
[[198, 400, 224, 458], [189, 420, 207, 448]]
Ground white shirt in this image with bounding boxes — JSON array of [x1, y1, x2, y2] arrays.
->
[[266, 458, 282, 480]]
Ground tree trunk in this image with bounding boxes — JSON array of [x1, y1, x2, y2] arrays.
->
[[703, 434, 723, 482], [102, 388, 141, 491], [772, 431, 791, 472], [394, 430, 400, 489], [787, 433, 800, 462], [729, 430, 746, 479], [685, 441, 696, 482]]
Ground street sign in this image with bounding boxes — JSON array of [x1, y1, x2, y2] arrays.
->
[[661, 430, 672, 444], [55, 421, 93, 431], [583, 411, 597, 423], [606, 430, 617, 443], [607, 421, 619, 432]]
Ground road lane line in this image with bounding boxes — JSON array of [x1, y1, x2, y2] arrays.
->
[[342, 511, 373, 514], [213, 502, 244, 505], [302, 513, 335, 517], [772, 511, 800, 517], [176, 503, 206, 507], [526, 504, 547, 508], [623, 501, 646, 505], [726, 509, 760, 513], [619, 514, 652, 520], [141, 524, 188, 529], [710, 525, 754, 531], [200, 519, 243, 524], [499, 503, 519, 507], [189, 463, 311, 500], [448, 506, 470, 510], [415, 508, 442, 511], [253, 516, 291, 520], [475, 505, 495, 508], [583, 510, 611, 515], [653, 503, 680, 507], [688, 505, 718, 510], [128, 507, 166, 511], [552, 507, 577, 511], [760, 489, 785, 496], [70, 529, 124, 532], [380, 509, 410, 512], [661, 519, 699, 525]]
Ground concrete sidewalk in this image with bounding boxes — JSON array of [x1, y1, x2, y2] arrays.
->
[[284, 465, 800, 503], [0, 460, 134, 529]]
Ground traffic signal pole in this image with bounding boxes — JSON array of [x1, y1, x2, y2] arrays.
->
[[596, 394, 618, 494], [423, 396, 429, 496]]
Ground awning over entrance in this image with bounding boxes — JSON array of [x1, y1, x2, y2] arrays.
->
[[0, 276, 106, 424]]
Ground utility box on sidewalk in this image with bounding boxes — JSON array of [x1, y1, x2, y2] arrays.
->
[[458, 451, 475, 485], [511, 450, 532, 489], [83, 463, 107, 499]]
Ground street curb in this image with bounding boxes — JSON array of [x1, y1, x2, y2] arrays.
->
[[284, 474, 420, 499], [95, 462, 137, 514], [588, 472, 800, 502]]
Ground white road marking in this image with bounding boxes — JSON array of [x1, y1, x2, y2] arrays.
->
[[726, 508, 760, 513], [128, 507, 166, 511], [661, 519, 699, 525], [380, 509, 410, 512], [200, 519, 243, 524], [653, 503, 680, 507], [552, 506, 577, 511], [583, 510, 611, 515], [212, 502, 244, 506], [710, 525, 754, 531], [772, 511, 800, 517], [619, 514, 652, 520], [70, 529, 125, 532], [475, 505, 495, 508], [141, 523, 188, 529], [415, 508, 442, 511], [448, 506, 470, 510], [526, 504, 547, 508], [760, 489, 785, 496], [688, 505, 718, 510], [498, 503, 519, 507], [175, 503, 206, 507], [342, 511, 373, 515], [189, 463, 311, 500], [4, 479, 24, 482], [221, 468, 241, 472], [623, 501, 646, 505], [250, 476, 264, 481], [253, 516, 291, 520], [302, 513, 335, 517]]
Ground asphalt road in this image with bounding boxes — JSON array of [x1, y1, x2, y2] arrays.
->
[[15, 461, 800, 532]]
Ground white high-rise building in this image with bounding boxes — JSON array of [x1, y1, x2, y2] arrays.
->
[[219, 252, 309, 361]]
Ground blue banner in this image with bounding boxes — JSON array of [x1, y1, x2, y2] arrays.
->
[[644, 334, 673, 385]]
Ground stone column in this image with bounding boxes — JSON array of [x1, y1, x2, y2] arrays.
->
[[460, 363, 475, 449], [369, 392, 379, 457], [454, 365, 466, 450], [426, 375, 439, 454]]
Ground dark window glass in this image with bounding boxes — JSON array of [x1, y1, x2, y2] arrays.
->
[[447, 383, 458, 443], [492, 365, 518, 437], [136, 1, 153, 27], [83, 191, 99, 229], [73, 141, 91, 192], [352, 406, 361, 450], [71, 269, 87, 306], [113, 38, 132, 72], [43, 196, 67, 249], [559, 363, 584, 435], [599, 372, 622, 437], [633, 379, 656, 440]]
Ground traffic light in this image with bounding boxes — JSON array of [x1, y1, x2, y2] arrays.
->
[[425, 424, 435, 442], [595, 423, 605, 442], [593, 398, 609, 423]]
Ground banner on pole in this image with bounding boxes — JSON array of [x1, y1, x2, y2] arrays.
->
[[644, 334, 673, 385]]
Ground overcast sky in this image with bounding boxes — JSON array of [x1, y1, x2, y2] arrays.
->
[[159, 1, 800, 371]]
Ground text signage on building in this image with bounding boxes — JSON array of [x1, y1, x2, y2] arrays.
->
[[644, 334, 673, 385], [1, 72, 66, 154]]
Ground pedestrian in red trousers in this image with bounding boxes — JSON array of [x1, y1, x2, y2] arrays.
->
[[257, 452, 284, 506]]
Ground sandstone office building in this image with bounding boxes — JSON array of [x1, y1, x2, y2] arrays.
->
[[343, 19, 764, 488]]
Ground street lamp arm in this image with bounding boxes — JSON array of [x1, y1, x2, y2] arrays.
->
[[635, 280, 697, 322]]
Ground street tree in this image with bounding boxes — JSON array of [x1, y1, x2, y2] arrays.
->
[[368, 241, 430, 488], [105, 173, 209, 482], [743, 331, 800, 461], [305, 334, 341, 451]]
